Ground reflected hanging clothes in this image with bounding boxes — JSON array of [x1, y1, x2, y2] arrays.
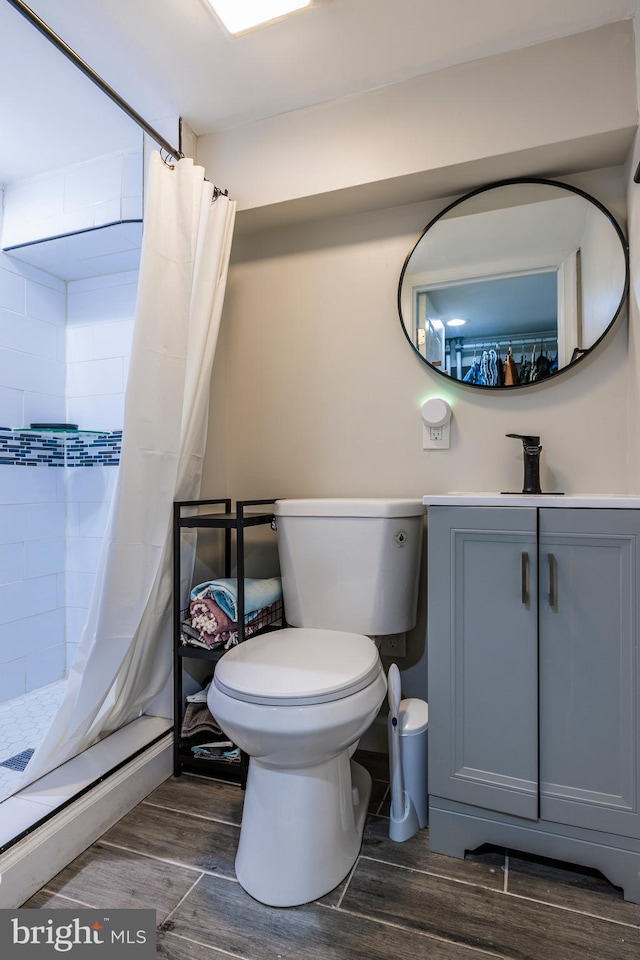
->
[[463, 359, 482, 384], [481, 348, 499, 386], [504, 348, 519, 386], [535, 345, 553, 380]]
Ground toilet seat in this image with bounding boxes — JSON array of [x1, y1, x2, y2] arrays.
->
[[213, 627, 382, 706]]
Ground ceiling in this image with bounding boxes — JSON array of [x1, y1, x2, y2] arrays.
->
[[0, 0, 637, 184]]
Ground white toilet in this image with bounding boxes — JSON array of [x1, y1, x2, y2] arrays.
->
[[208, 498, 425, 907]]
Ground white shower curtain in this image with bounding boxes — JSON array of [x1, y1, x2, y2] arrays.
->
[[17, 151, 236, 788]]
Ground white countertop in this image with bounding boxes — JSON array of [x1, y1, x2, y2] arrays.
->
[[422, 494, 640, 509]]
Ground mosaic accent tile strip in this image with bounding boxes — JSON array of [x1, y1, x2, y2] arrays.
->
[[0, 429, 121, 468]]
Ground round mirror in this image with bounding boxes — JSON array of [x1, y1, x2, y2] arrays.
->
[[398, 178, 629, 388]]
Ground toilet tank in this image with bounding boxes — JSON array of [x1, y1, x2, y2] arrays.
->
[[274, 498, 425, 635]]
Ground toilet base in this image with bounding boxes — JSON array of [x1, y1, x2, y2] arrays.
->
[[235, 754, 372, 907]]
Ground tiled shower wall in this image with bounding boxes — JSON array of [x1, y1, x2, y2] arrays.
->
[[0, 195, 138, 702], [64, 271, 137, 668], [0, 235, 67, 702]]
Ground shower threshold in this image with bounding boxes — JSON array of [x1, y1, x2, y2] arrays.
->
[[0, 714, 172, 907]]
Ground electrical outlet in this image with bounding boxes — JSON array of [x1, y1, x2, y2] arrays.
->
[[379, 633, 407, 657], [422, 421, 450, 450]]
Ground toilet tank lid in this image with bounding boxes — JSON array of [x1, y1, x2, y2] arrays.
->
[[275, 498, 426, 518]]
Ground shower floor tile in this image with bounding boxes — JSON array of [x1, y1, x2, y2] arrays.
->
[[0, 680, 66, 803]]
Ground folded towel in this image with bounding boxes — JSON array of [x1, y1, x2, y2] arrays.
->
[[190, 577, 282, 622], [181, 701, 223, 740], [182, 599, 284, 651], [190, 597, 235, 639]]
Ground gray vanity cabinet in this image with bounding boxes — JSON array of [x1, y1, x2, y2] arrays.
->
[[428, 505, 640, 901], [428, 506, 539, 819]]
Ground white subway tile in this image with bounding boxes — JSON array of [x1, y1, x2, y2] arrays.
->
[[64, 158, 122, 210], [0, 502, 65, 544], [66, 606, 88, 646], [65, 465, 112, 502], [0, 309, 59, 360], [0, 267, 25, 314], [121, 197, 143, 220], [0, 608, 64, 660], [67, 282, 138, 325], [67, 358, 123, 398], [65, 571, 96, 608], [0, 464, 58, 504], [92, 199, 122, 226], [92, 319, 134, 360], [25, 281, 66, 325], [66, 536, 102, 574], [66, 395, 124, 432], [0, 574, 58, 625], [0, 252, 65, 292], [66, 325, 95, 363], [0, 657, 26, 702], [66, 249, 141, 281], [59, 208, 94, 236], [65, 501, 80, 537], [0, 350, 65, 397], [76, 500, 112, 539], [56, 572, 65, 608], [56, 327, 66, 363], [122, 152, 143, 198], [0, 543, 24, 585], [68, 270, 138, 295], [26, 643, 65, 692], [0, 386, 23, 426], [4, 174, 65, 224], [56, 469, 66, 503], [24, 538, 65, 578], [65, 641, 78, 674], [22, 392, 67, 426]]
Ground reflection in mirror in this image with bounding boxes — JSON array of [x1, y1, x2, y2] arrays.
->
[[398, 179, 628, 388]]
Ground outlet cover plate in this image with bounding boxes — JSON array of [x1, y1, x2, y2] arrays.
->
[[379, 632, 407, 657], [423, 422, 450, 450]]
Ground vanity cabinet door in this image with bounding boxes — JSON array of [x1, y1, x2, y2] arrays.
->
[[539, 508, 640, 838], [428, 506, 539, 819]]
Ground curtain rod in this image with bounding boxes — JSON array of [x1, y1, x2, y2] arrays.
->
[[5, 0, 183, 161]]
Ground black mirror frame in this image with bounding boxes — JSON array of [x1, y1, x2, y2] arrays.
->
[[397, 177, 630, 391]]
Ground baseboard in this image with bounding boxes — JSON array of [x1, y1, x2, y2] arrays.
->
[[0, 733, 172, 908]]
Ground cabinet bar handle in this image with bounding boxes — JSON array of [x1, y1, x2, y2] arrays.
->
[[548, 553, 558, 612], [521, 552, 530, 606]]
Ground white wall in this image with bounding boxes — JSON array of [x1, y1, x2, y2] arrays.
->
[[198, 22, 636, 220], [205, 166, 629, 498]]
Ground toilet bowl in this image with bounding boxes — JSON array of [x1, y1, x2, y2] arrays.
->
[[208, 498, 425, 907], [208, 627, 386, 907]]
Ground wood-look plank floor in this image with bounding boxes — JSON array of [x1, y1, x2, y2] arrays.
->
[[23, 751, 640, 960]]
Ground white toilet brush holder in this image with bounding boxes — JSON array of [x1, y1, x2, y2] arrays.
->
[[387, 663, 429, 842]]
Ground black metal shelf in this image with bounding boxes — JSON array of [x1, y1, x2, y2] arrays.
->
[[179, 512, 275, 528], [176, 646, 227, 661], [173, 497, 281, 786]]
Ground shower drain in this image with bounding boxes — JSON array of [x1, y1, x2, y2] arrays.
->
[[0, 748, 34, 771]]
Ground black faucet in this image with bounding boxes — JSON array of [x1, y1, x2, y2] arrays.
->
[[506, 434, 542, 495]]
